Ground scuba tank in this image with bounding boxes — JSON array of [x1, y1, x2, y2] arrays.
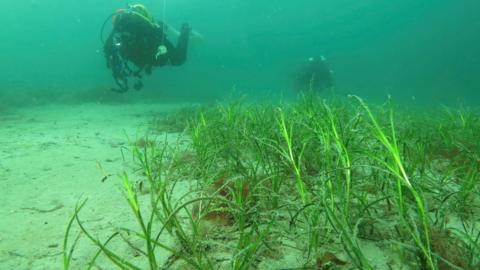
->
[[101, 4, 158, 93]]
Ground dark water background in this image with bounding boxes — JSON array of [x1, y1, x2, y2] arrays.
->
[[1, 0, 479, 105]]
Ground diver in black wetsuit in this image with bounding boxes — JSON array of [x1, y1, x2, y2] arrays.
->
[[294, 56, 334, 93], [103, 4, 191, 93]]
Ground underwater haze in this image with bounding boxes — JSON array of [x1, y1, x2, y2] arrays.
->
[[2, 1, 480, 269], [1, 0, 480, 104]]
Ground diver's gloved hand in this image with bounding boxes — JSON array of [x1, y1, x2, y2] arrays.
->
[[180, 23, 192, 37]]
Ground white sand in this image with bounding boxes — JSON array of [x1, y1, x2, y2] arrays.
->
[[3, 102, 475, 270], [0, 102, 183, 269]]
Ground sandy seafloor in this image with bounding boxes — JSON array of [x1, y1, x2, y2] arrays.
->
[[0, 101, 434, 270], [0, 102, 187, 269], [2, 102, 476, 270]]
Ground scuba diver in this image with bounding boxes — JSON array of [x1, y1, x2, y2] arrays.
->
[[293, 56, 334, 93], [103, 4, 191, 93]]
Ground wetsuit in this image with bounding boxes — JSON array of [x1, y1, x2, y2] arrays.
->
[[294, 57, 334, 92], [104, 9, 190, 92]]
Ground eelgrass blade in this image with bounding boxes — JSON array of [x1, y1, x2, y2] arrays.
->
[[122, 173, 158, 270], [73, 201, 142, 270], [119, 227, 208, 270], [87, 232, 119, 270], [233, 222, 271, 270], [324, 101, 352, 218], [276, 109, 310, 204], [63, 199, 87, 270], [325, 204, 373, 270], [353, 95, 437, 270]]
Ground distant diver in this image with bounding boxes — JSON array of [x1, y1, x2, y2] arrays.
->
[[102, 4, 191, 93], [294, 56, 334, 93]]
